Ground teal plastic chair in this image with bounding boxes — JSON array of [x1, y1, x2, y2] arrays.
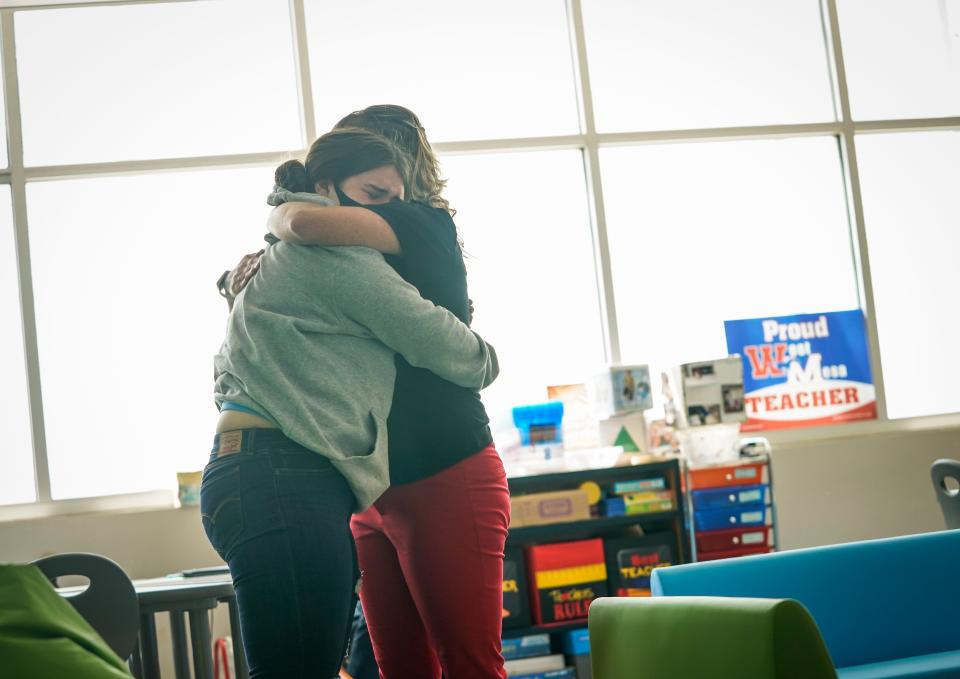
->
[[651, 531, 960, 677], [931, 459, 960, 529], [588, 596, 837, 679]]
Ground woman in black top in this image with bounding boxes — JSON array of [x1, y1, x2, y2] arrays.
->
[[227, 105, 509, 679]]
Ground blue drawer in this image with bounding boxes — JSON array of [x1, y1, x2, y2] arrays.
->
[[694, 505, 773, 531], [691, 484, 770, 511]]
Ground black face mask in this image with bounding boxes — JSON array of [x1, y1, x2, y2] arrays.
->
[[335, 186, 362, 207]]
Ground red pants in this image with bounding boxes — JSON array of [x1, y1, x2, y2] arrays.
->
[[351, 445, 510, 679]]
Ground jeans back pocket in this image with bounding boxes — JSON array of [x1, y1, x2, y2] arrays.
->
[[200, 458, 244, 561]]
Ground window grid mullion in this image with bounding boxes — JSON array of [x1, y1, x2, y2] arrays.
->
[[823, 0, 889, 420], [2, 9, 52, 502], [289, 0, 316, 148], [567, 0, 621, 365]]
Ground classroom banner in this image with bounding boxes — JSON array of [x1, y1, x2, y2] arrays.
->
[[723, 310, 876, 431]]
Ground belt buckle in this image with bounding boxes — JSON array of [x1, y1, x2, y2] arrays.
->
[[217, 431, 244, 456]]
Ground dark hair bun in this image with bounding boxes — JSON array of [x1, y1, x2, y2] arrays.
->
[[275, 159, 310, 193]]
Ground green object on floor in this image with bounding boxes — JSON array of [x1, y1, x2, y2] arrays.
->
[[0, 564, 132, 679], [588, 596, 837, 679]]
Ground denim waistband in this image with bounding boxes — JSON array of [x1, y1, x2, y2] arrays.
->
[[211, 428, 313, 457]]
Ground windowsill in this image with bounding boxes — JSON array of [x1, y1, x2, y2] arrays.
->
[[762, 410, 960, 448], [0, 489, 178, 524], [1, 412, 958, 524]]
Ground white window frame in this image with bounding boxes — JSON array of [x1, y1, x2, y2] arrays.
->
[[2, 0, 959, 521]]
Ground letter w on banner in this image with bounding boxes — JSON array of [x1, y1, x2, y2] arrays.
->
[[724, 310, 876, 431]]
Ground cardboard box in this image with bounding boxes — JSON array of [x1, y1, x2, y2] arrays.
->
[[527, 539, 608, 625], [510, 490, 592, 528]]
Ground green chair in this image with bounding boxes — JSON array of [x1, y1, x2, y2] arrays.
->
[[0, 563, 132, 678], [588, 596, 837, 679]]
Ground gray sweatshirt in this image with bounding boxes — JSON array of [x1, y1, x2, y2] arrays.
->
[[214, 243, 498, 510]]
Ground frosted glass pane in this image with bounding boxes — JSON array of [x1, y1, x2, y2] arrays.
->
[[602, 137, 859, 404], [16, 0, 301, 166], [582, 0, 835, 132], [839, 0, 960, 120], [305, 0, 580, 142], [857, 131, 960, 418], [0, 187, 35, 506], [28, 168, 273, 499], [440, 150, 605, 437]]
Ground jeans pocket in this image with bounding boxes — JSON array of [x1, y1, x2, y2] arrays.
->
[[200, 459, 244, 561]]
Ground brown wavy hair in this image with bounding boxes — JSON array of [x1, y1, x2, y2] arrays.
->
[[335, 105, 453, 215], [274, 127, 410, 197]]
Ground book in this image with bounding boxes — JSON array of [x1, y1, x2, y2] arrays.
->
[[613, 478, 666, 494], [511, 668, 576, 679], [504, 653, 565, 676], [501, 633, 551, 661]]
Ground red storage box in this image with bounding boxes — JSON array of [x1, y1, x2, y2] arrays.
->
[[526, 539, 608, 625], [688, 461, 769, 490], [696, 526, 773, 553]]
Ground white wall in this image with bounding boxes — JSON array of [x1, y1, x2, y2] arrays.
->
[[770, 424, 960, 549]]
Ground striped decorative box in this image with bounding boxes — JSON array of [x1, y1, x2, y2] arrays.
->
[[526, 538, 608, 625]]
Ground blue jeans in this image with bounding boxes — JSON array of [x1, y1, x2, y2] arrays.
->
[[345, 602, 379, 679], [200, 429, 358, 679]]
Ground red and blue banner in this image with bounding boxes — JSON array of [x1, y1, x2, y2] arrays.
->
[[724, 310, 876, 431]]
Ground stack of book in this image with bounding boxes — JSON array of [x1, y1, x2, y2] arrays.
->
[[601, 477, 675, 517], [502, 633, 576, 679]]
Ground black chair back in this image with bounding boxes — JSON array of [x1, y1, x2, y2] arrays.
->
[[32, 552, 140, 660], [932, 459, 960, 530]]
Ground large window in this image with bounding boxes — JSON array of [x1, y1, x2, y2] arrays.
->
[[0, 187, 34, 506], [304, 0, 580, 141], [838, 0, 960, 120], [581, 0, 836, 131], [602, 137, 858, 397], [16, 0, 302, 165], [441, 150, 605, 435], [856, 131, 960, 419], [1, 0, 958, 512], [26, 168, 272, 499]]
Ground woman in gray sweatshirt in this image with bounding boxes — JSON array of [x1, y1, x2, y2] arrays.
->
[[201, 128, 498, 679]]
